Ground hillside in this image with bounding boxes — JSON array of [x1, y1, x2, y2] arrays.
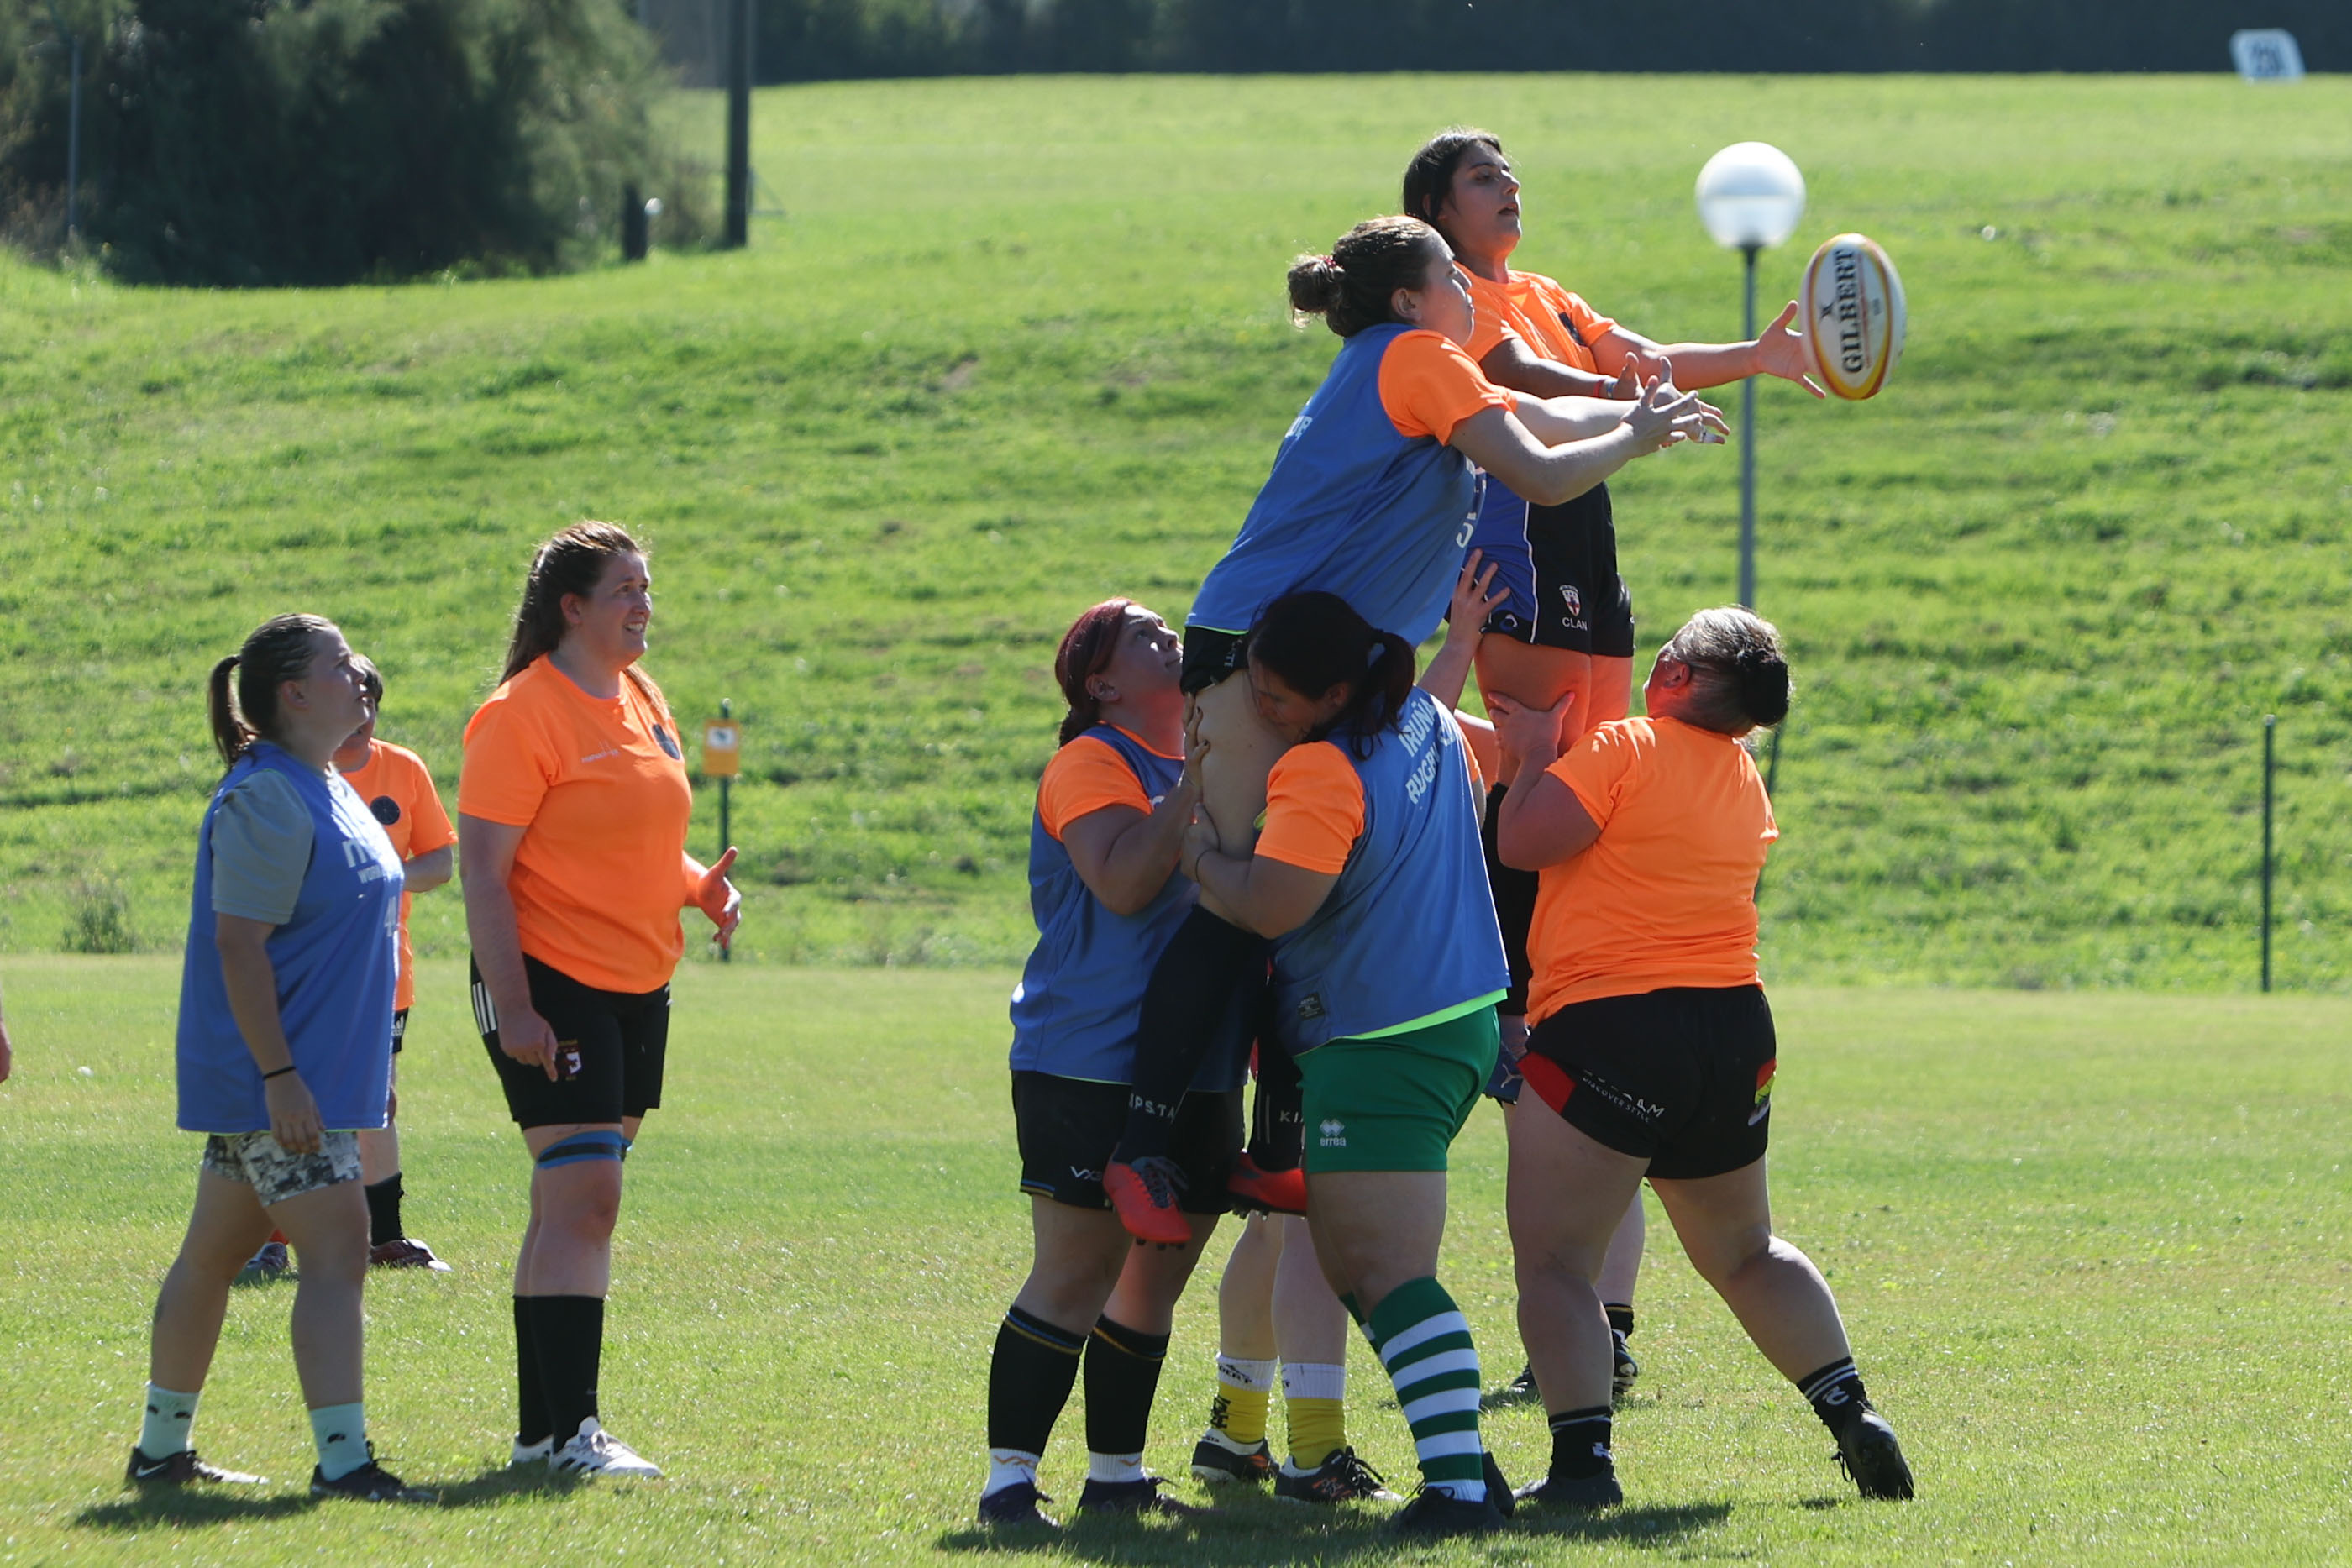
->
[[1, 73, 2347, 987]]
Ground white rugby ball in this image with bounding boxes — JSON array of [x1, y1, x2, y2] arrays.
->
[[1800, 233, 1906, 401]]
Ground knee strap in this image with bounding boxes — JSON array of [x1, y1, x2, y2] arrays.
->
[[536, 1130, 627, 1168]]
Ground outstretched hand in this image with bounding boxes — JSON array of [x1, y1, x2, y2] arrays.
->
[[1623, 362, 1730, 450], [1758, 301, 1828, 398], [695, 847, 742, 949], [1445, 550, 1504, 639]]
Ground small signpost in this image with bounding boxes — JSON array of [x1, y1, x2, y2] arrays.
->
[[704, 700, 738, 963], [2230, 30, 2304, 84]]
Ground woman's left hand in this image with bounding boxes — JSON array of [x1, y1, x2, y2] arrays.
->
[[1445, 550, 1503, 641], [1487, 690, 1574, 770], [694, 846, 743, 949], [1756, 302, 1828, 398], [265, 1071, 325, 1156]]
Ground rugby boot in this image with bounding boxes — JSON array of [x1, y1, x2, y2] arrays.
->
[[1190, 1427, 1274, 1485], [1272, 1446, 1399, 1504], [1513, 1465, 1624, 1512], [1224, 1154, 1307, 1217], [1103, 1156, 1192, 1245], [1390, 1486, 1505, 1539], [126, 1447, 266, 1487], [1612, 1329, 1641, 1401], [1076, 1474, 1207, 1518], [977, 1481, 1060, 1530], [1831, 1405, 1914, 1499]]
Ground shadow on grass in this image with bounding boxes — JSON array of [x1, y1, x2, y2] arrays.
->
[[935, 1492, 1732, 1563], [74, 1465, 565, 1531]]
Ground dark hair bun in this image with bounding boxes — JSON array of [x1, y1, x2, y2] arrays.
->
[[1286, 254, 1345, 316], [1735, 648, 1790, 729]]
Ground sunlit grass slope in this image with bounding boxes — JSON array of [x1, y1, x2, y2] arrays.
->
[[2, 74, 2348, 985]]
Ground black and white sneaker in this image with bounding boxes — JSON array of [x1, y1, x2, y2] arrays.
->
[[1513, 1465, 1624, 1511], [1190, 1427, 1274, 1485], [1613, 1329, 1641, 1401], [1390, 1486, 1505, 1539], [551, 1418, 661, 1479], [1506, 1362, 1539, 1398], [1832, 1406, 1914, 1500], [126, 1447, 266, 1487], [977, 1480, 1060, 1529], [310, 1450, 435, 1503], [1076, 1474, 1206, 1518], [1273, 1446, 1400, 1504]]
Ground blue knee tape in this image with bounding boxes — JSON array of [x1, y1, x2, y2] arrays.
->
[[536, 1130, 627, 1168]]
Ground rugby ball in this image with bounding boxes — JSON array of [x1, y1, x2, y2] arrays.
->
[[1800, 233, 1906, 401]]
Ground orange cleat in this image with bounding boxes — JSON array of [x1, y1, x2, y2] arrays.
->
[[1104, 1157, 1193, 1245], [1226, 1155, 1308, 1216]]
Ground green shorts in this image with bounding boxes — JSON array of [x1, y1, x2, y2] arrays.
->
[[1297, 1007, 1500, 1174]]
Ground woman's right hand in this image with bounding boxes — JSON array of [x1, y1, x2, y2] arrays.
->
[[1622, 363, 1729, 451], [500, 1004, 565, 1082], [264, 1071, 325, 1156], [1486, 690, 1575, 771]]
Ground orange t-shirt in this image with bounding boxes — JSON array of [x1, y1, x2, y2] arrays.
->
[[459, 658, 695, 994], [1256, 726, 1486, 873], [1463, 269, 1618, 375], [1037, 730, 1168, 841], [1525, 716, 1777, 1022], [338, 739, 454, 1013], [1377, 330, 1516, 443]]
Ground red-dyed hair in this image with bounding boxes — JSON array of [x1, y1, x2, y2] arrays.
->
[[1054, 598, 1136, 746]]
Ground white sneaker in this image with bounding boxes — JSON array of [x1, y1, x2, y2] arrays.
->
[[510, 1436, 553, 1467], [550, 1419, 661, 1479]]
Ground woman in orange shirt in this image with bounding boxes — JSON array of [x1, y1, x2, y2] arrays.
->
[[1489, 608, 1913, 1510], [459, 522, 741, 1481]]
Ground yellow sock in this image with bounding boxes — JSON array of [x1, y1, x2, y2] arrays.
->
[[1211, 1356, 1276, 1446], [1285, 1397, 1347, 1469]]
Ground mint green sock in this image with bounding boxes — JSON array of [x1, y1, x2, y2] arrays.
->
[[310, 1402, 368, 1481]]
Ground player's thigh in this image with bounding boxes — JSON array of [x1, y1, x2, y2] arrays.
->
[[1504, 1090, 1646, 1280]]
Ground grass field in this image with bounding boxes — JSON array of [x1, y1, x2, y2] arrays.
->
[[2, 73, 2349, 987], [3, 957, 2350, 1565]]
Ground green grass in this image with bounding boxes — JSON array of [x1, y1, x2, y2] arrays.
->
[[3, 73, 2351, 986], [3, 957, 2351, 1565]]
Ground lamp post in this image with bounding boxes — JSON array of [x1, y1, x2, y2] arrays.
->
[[1694, 142, 1805, 611]]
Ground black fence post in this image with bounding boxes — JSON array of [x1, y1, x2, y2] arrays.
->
[[2260, 714, 2276, 993]]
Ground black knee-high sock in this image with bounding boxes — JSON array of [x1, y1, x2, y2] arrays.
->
[[988, 1307, 1086, 1458], [531, 1295, 605, 1445], [513, 1297, 552, 1445], [1083, 1318, 1171, 1460], [1113, 908, 1264, 1165], [365, 1174, 405, 1248], [1605, 1304, 1635, 1340], [1247, 1028, 1305, 1172]]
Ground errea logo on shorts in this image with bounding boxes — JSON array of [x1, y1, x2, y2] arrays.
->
[[1318, 1119, 1347, 1148]]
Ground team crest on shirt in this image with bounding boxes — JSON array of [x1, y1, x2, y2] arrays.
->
[[370, 796, 401, 826], [653, 726, 682, 760]]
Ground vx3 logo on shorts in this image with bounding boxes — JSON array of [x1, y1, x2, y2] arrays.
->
[[1318, 1118, 1347, 1148], [1069, 1166, 1100, 1183]]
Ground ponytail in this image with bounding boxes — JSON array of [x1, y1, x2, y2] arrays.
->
[[1247, 592, 1416, 758], [209, 613, 339, 769]]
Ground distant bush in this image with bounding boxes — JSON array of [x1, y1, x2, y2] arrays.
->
[[0, 0, 712, 285], [746, 0, 2350, 81], [60, 874, 136, 954]]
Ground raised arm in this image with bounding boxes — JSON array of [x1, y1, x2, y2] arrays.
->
[[1593, 304, 1824, 397], [1060, 764, 1199, 918], [1449, 377, 1721, 508]]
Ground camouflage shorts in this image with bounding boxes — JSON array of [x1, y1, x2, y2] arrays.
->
[[201, 1129, 361, 1206]]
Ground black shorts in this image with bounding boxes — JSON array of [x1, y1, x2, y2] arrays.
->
[[1179, 627, 1249, 695], [1478, 484, 1637, 658], [1520, 985, 1776, 1179], [391, 1008, 409, 1056], [1480, 784, 1536, 1017], [1012, 1071, 1242, 1214], [472, 954, 671, 1129]]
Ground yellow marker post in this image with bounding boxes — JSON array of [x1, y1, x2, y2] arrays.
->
[[704, 701, 738, 962]]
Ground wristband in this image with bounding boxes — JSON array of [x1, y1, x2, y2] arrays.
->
[[261, 1064, 297, 1081]]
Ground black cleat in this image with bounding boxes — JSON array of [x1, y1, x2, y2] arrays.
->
[[1832, 1406, 1914, 1500], [310, 1453, 435, 1503], [126, 1446, 266, 1487], [1483, 1449, 1515, 1520], [1506, 1362, 1539, 1397], [1191, 1429, 1274, 1485], [1513, 1465, 1623, 1511], [1273, 1445, 1399, 1504], [1613, 1329, 1641, 1401], [977, 1480, 1060, 1529], [1077, 1473, 1206, 1518], [1390, 1486, 1506, 1539]]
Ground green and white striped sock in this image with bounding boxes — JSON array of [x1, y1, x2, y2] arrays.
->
[[1364, 1277, 1486, 1502]]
